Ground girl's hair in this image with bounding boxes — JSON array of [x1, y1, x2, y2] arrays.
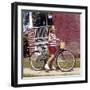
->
[[48, 26, 52, 33]]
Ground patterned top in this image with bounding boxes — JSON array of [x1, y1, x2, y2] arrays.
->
[[48, 33, 57, 46]]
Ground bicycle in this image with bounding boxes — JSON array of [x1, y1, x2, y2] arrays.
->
[[29, 39, 76, 72]]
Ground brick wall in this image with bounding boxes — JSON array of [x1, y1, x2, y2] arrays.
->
[[53, 13, 80, 57]]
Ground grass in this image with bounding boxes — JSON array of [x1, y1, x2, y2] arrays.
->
[[23, 57, 80, 68], [74, 58, 80, 67]]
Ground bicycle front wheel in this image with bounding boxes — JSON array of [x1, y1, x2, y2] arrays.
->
[[30, 51, 45, 71], [56, 50, 76, 72]]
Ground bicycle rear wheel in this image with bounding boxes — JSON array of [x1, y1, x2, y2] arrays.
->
[[30, 51, 45, 71], [56, 50, 76, 72]]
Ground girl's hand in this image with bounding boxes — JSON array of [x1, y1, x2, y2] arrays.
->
[[56, 38, 60, 41]]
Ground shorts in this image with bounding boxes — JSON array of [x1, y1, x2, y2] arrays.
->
[[48, 46, 57, 55]]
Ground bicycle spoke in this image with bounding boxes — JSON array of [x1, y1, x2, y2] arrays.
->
[[56, 50, 75, 72], [30, 52, 45, 70]]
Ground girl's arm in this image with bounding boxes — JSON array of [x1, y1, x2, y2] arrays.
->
[[48, 34, 53, 42], [56, 38, 60, 41]]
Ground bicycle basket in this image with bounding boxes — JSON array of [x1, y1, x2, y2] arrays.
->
[[60, 41, 65, 49]]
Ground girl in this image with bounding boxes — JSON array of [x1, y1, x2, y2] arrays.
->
[[45, 25, 59, 71]]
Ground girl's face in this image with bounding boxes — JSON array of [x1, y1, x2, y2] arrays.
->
[[51, 25, 56, 33]]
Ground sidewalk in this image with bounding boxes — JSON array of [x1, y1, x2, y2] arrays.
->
[[23, 68, 80, 77]]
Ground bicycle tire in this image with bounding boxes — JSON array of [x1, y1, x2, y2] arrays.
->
[[56, 49, 76, 72], [30, 51, 45, 71]]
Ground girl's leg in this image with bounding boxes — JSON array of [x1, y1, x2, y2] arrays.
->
[[47, 54, 54, 66], [45, 54, 54, 70], [48, 57, 56, 70]]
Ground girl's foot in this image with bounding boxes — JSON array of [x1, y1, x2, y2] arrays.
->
[[51, 66, 56, 70], [44, 64, 50, 71]]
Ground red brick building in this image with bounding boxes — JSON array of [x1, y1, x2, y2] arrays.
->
[[53, 13, 80, 56]]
